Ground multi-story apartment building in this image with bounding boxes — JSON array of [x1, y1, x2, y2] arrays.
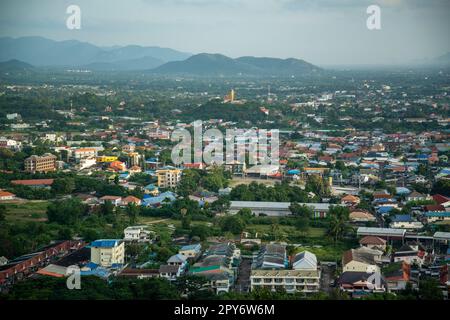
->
[[24, 153, 57, 173], [250, 247, 320, 294], [156, 168, 182, 188], [250, 269, 321, 293], [90, 239, 125, 268]]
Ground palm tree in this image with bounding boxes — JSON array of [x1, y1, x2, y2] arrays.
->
[[327, 206, 350, 243]]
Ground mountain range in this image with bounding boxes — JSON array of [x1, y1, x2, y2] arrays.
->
[[0, 36, 191, 70], [0, 37, 321, 76]]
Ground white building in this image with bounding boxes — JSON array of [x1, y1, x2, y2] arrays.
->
[[124, 226, 153, 242]]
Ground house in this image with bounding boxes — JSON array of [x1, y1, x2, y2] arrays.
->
[[389, 214, 423, 230], [432, 194, 450, 208], [349, 209, 376, 223], [425, 211, 450, 223], [383, 262, 411, 292], [424, 204, 446, 212], [123, 226, 153, 242], [0, 190, 15, 201], [292, 251, 318, 271], [342, 247, 382, 273], [11, 179, 54, 188], [167, 254, 188, 269], [142, 191, 176, 207], [159, 264, 182, 281], [253, 244, 287, 269], [90, 239, 125, 268], [359, 236, 387, 251], [179, 244, 202, 259], [99, 196, 122, 206], [109, 161, 126, 172], [341, 194, 360, 207], [393, 244, 425, 267], [121, 195, 142, 206], [337, 271, 386, 294], [406, 191, 427, 202]]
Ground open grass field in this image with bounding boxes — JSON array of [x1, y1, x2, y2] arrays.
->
[[3, 200, 49, 222]]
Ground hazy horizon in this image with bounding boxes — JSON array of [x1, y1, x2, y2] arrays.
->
[[0, 0, 449, 66]]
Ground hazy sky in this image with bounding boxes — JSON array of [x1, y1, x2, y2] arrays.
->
[[0, 0, 449, 65]]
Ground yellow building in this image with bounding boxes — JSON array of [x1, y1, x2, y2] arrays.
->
[[156, 168, 182, 188], [90, 239, 125, 267], [96, 156, 118, 163]]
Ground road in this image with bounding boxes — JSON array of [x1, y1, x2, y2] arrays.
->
[[234, 258, 252, 293], [320, 264, 336, 294]]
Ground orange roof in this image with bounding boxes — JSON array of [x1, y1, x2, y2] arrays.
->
[[11, 179, 54, 186], [122, 196, 141, 203], [74, 148, 96, 153], [342, 195, 360, 202], [0, 190, 15, 197]]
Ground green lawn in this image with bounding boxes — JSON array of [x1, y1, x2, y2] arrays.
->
[[4, 201, 49, 222]]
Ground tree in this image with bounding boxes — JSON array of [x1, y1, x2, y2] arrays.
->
[[289, 202, 313, 218], [0, 204, 6, 222], [295, 217, 310, 236], [52, 178, 75, 195], [190, 224, 211, 240], [431, 180, 450, 197], [418, 278, 444, 300], [47, 198, 86, 226], [220, 215, 246, 235], [181, 215, 191, 230], [237, 208, 253, 222], [126, 203, 140, 224], [326, 205, 350, 243], [101, 200, 115, 216]]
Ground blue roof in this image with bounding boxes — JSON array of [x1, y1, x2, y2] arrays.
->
[[287, 169, 300, 175], [392, 214, 413, 222], [181, 244, 202, 251], [396, 187, 411, 195], [377, 206, 395, 214], [90, 239, 121, 248], [142, 191, 176, 206], [425, 211, 450, 218]]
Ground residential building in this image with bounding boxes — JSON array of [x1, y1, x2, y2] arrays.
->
[[24, 153, 57, 173], [250, 269, 320, 293], [99, 196, 122, 206], [90, 239, 125, 268], [359, 236, 387, 251], [179, 244, 202, 259], [342, 247, 382, 273], [390, 215, 423, 230], [0, 190, 15, 201], [156, 168, 182, 188], [123, 226, 153, 242]]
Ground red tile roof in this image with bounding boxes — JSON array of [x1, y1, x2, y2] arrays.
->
[[11, 179, 54, 186]]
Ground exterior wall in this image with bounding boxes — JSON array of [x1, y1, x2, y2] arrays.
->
[[250, 273, 320, 293], [343, 261, 378, 273], [91, 242, 125, 267], [24, 154, 57, 173], [156, 170, 182, 188]]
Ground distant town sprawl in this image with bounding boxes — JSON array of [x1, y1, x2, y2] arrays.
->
[[0, 68, 449, 301]]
